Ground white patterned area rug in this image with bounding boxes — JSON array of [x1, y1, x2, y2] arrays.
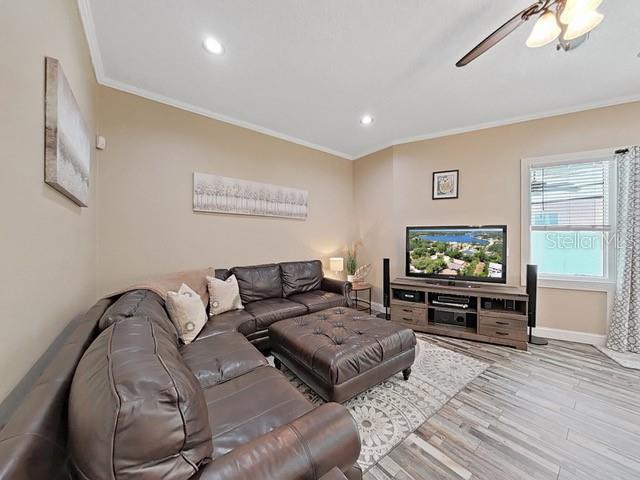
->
[[269, 337, 488, 470], [596, 345, 640, 370]]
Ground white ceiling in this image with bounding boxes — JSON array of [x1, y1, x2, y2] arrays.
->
[[79, 0, 640, 159]]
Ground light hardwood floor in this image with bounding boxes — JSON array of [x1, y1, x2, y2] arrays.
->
[[365, 335, 640, 480]]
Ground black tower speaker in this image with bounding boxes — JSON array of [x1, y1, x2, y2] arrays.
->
[[377, 258, 391, 320], [526, 264, 548, 345], [382, 258, 390, 308]]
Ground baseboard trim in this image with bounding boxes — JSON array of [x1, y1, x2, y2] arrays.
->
[[371, 301, 384, 313], [532, 327, 606, 346]]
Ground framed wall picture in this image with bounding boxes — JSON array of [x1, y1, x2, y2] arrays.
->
[[44, 57, 91, 207], [193, 172, 308, 220], [432, 169, 459, 200]]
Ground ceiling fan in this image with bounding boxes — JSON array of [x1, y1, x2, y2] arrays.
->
[[456, 0, 605, 67]]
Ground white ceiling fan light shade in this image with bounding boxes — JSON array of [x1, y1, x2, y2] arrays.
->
[[560, 0, 603, 24], [526, 10, 562, 48], [562, 9, 604, 41]]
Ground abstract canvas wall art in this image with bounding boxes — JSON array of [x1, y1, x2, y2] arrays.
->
[[193, 173, 308, 220], [44, 57, 91, 207]]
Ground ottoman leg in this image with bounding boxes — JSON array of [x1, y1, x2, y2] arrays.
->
[[402, 367, 412, 381], [274, 357, 282, 370]]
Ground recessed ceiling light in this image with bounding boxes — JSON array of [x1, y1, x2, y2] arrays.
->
[[360, 115, 374, 126], [203, 37, 224, 55]]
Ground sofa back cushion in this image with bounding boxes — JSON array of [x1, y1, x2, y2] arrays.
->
[[68, 315, 212, 480], [230, 264, 282, 303], [100, 289, 178, 341], [0, 298, 113, 480], [280, 260, 324, 297], [214, 268, 231, 281]]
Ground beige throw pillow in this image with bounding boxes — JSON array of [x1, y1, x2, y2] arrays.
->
[[166, 283, 208, 344], [207, 275, 244, 316]]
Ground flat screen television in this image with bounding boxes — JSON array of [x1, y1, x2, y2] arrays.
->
[[406, 225, 507, 284]]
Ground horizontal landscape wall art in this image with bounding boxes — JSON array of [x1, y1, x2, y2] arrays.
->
[[193, 173, 308, 220], [44, 57, 91, 207]]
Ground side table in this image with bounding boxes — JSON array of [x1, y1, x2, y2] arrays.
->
[[350, 282, 372, 314]]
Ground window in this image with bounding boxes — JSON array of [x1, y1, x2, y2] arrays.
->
[[521, 150, 616, 290]]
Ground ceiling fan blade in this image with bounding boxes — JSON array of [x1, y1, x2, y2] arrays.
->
[[456, 2, 543, 67]]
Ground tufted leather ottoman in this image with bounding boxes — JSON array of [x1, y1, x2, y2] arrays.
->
[[269, 307, 416, 403]]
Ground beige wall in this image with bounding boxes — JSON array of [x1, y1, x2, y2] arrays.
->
[[355, 101, 640, 335], [354, 148, 394, 302], [0, 0, 98, 400], [95, 88, 355, 296]]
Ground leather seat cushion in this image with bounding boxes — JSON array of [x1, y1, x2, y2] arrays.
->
[[197, 309, 257, 339], [181, 332, 268, 388], [288, 290, 347, 313], [230, 264, 283, 303], [204, 366, 312, 458], [244, 298, 308, 330], [269, 307, 416, 385], [280, 260, 323, 297]]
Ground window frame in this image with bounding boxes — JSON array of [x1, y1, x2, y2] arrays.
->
[[521, 149, 617, 292]]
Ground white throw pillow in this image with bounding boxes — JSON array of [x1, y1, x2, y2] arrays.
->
[[207, 275, 244, 316], [166, 283, 208, 344]]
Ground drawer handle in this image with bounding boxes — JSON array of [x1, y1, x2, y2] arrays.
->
[[496, 321, 509, 326], [495, 331, 509, 336], [402, 308, 412, 313], [403, 317, 414, 322]]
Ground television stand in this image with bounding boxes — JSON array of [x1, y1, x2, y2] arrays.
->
[[390, 277, 528, 351]]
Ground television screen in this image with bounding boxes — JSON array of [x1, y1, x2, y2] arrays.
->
[[406, 226, 507, 283]]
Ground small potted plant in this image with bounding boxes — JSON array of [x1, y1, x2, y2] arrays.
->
[[345, 241, 362, 283]]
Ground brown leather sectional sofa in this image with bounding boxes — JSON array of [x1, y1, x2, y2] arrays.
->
[[210, 261, 352, 351], [0, 260, 361, 480]]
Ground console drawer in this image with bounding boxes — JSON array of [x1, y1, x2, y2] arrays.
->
[[479, 316, 526, 330], [391, 306, 426, 325], [478, 315, 526, 340]]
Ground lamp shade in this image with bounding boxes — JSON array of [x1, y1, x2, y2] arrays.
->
[[329, 257, 344, 272], [526, 10, 561, 48], [562, 9, 604, 40], [560, 0, 603, 24]]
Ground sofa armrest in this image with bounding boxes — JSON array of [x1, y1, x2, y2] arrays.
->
[[321, 278, 353, 307], [195, 403, 361, 480]]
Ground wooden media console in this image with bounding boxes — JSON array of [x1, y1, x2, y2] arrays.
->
[[390, 277, 529, 350]]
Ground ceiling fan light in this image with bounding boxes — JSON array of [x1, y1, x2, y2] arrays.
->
[[560, 0, 603, 24], [562, 10, 604, 41], [526, 11, 562, 48]]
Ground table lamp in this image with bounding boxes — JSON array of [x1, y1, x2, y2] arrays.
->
[[329, 257, 344, 278]]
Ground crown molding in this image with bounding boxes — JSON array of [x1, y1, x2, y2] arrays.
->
[[77, 0, 104, 80], [78, 0, 640, 163], [353, 93, 640, 160], [75, 0, 355, 161], [99, 77, 356, 160]]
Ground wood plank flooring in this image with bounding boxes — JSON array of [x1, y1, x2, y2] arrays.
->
[[365, 336, 640, 480]]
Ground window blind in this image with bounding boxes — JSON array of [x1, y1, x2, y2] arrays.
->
[[530, 160, 611, 231]]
